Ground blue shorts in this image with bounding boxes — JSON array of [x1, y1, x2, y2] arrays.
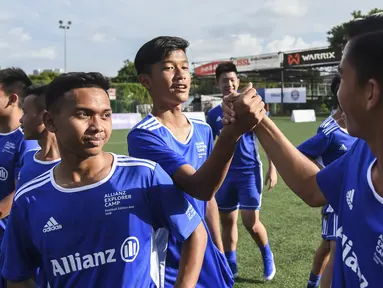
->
[[321, 211, 338, 241], [215, 168, 263, 212]]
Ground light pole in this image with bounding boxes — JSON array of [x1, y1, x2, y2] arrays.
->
[[59, 20, 72, 73]]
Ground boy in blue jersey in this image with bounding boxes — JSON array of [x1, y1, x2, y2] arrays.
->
[[221, 28, 383, 288], [206, 62, 277, 281], [0, 68, 39, 221], [298, 74, 357, 288], [17, 84, 61, 188], [128, 36, 266, 287], [2, 72, 207, 288]]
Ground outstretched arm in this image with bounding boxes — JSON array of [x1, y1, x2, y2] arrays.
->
[[253, 116, 325, 206]]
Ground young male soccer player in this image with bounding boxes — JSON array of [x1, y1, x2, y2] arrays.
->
[[128, 36, 266, 287], [0, 85, 60, 287], [222, 30, 383, 288], [206, 62, 277, 281], [17, 84, 61, 188], [0, 68, 39, 222], [2, 72, 207, 288], [298, 75, 357, 288]]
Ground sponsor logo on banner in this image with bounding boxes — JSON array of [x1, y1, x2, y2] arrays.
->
[[264, 88, 306, 103], [284, 47, 341, 67], [287, 54, 300, 65], [194, 61, 228, 76], [194, 53, 281, 76]]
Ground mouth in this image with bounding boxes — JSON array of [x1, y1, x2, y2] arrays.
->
[[83, 136, 103, 147], [171, 84, 188, 91]]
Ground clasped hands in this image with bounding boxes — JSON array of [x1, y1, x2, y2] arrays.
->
[[221, 82, 266, 133]]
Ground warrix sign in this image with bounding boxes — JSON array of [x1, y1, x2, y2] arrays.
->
[[283, 47, 342, 67]]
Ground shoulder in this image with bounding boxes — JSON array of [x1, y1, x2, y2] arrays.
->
[[115, 155, 158, 175], [131, 114, 161, 132], [321, 121, 340, 137], [189, 117, 211, 131], [207, 104, 222, 116], [319, 116, 336, 129], [14, 169, 52, 202]]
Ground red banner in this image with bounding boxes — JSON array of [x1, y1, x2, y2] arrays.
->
[[194, 61, 228, 76]]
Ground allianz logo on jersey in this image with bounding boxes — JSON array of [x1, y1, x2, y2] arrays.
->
[[337, 226, 369, 287], [0, 167, 8, 181], [51, 236, 140, 276]]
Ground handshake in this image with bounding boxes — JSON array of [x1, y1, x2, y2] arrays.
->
[[221, 82, 267, 136]]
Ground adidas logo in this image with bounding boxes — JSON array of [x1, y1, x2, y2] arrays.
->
[[346, 189, 354, 210], [339, 144, 348, 151], [216, 116, 222, 122], [43, 217, 62, 233]]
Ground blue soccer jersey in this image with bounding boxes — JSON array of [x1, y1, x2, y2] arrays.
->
[[1, 155, 201, 288], [298, 118, 357, 168], [316, 140, 383, 287], [0, 128, 39, 201], [16, 149, 61, 189], [206, 105, 262, 171], [128, 114, 234, 288]]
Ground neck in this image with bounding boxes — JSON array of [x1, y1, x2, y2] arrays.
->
[[0, 111, 22, 133], [368, 131, 383, 171], [36, 132, 60, 161], [60, 151, 109, 175], [151, 104, 186, 126]]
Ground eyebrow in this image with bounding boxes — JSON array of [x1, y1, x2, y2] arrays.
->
[[75, 107, 112, 113], [162, 60, 188, 65]]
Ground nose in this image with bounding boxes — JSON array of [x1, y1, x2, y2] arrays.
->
[[174, 67, 187, 80], [88, 115, 104, 133]]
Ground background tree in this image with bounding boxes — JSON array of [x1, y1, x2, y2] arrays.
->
[[112, 59, 138, 83], [29, 71, 60, 85], [327, 8, 383, 50]]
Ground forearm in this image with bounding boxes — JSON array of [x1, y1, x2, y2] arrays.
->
[[175, 223, 207, 288], [0, 191, 15, 219], [205, 199, 224, 252], [253, 116, 326, 206], [267, 154, 276, 171], [176, 127, 238, 201]]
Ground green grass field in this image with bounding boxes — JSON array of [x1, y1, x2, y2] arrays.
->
[[105, 116, 325, 288]]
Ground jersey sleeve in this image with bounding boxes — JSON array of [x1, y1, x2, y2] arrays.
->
[[316, 147, 351, 213], [148, 165, 202, 242], [128, 129, 188, 176], [2, 200, 40, 281], [15, 140, 39, 181], [297, 132, 331, 159], [206, 110, 219, 139]]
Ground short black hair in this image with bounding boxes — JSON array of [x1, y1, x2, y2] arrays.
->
[[134, 36, 189, 75], [215, 62, 238, 80], [330, 74, 341, 108], [346, 13, 383, 39], [45, 72, 110, 111], [25, 84, 48, 111], [346, 31, 383, 90], [0, 67, 32, 107]]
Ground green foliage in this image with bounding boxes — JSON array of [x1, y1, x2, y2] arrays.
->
[[29, 71, 60, 85], [112, 59, 138, 83], [110, 83, 152, 113], [327, 8, 383, 50]]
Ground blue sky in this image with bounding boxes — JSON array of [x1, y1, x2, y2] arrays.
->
[[0, 0, 380, 76]]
